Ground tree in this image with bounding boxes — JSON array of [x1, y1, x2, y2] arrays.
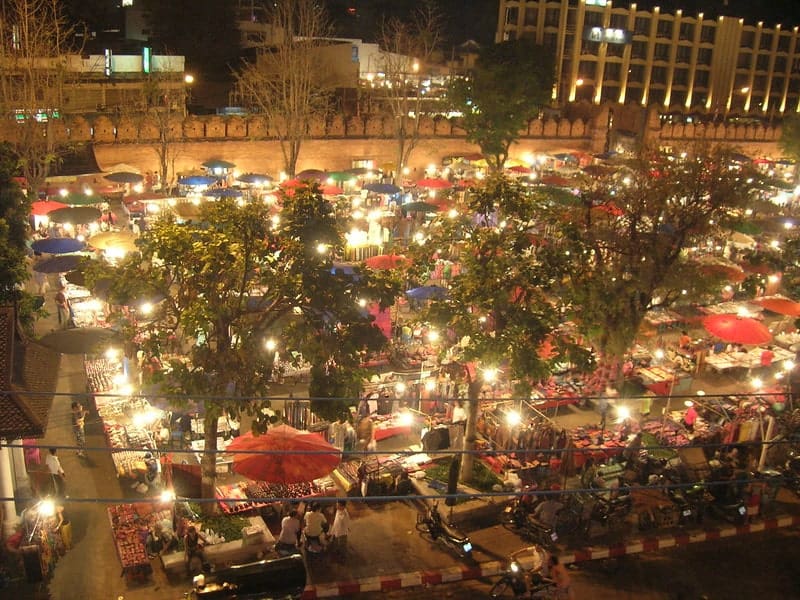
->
[[405, 175, 592, 483], [0, 0, 79, 195], [118, 66, 187, 191], [779, 114, 800, 161], [87, 189, 399, 505], [546, 146, 758, 379], [375, 3, 442, 183], [446, 39, 554, 172], [0, 143, 31, 301], [232, 0, 334, 176]]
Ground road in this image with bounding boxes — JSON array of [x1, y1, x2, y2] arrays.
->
[[359, 527, 800, 599]]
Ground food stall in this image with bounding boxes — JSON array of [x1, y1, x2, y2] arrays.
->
[[215, 479, 337, 515]]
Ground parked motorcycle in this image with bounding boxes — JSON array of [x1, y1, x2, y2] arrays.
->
[[501, 503, 559, 549], [416, 501, 473, 560], [665, 483, 707, 526], [490, 546, 557, 599], [705, 479, 747, 525], [780, 451, 800, 495]]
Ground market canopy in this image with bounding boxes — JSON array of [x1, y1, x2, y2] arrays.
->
[[364, 254, 410, 270], [750, 296, 800, 317], [205, 188, 243, 198], [178, 175, 217, 186], [47, 206, 103, 225], [228, 425, 341, 484], [364, 182, 401, 195], [702, 314, 772, 345], [295, 169, 328, 182], [31, 237, 86, 254], [416, 178, 452, 189], [202, 159, 236, 170], [104, 172, 144, 184], [33, 254, 85, 274], [30, 200, 68, 215], [236, 173, 273, 185], [60, 192, 99, 206]]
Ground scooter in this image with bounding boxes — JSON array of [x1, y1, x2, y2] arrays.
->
[[781, 451, 800, 495], [705, 480, 747, 525], [416, 501, 473, 560], [501, 503, 560, 549], [665, 484, 706, 526], [490, 556, 557, 599]]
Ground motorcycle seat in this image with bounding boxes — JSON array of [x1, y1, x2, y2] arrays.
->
[[440, 521, 469, 543]]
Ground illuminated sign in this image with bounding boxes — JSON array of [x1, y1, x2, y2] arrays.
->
[[142, 47, 151, 73], [586, 0, 608, 5], [584, 27, 632, 44], [104, 48, 112, 76]]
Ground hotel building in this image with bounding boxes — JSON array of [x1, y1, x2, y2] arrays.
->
[[496, 0, 800, 116]]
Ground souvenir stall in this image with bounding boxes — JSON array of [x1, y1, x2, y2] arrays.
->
[[214, 478, 337, 515], [13, 499, 66, 584], [567, 423, 631, 470], [107, 503, 171, 583], [332, 452, 432, 496], [475, 399, 569, 483], [635, 364, 694, 396]]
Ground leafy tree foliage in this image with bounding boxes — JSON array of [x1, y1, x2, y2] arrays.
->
[[446, 39, 554, 172], [405, 175, 592, 482], [0, 143, 31, 304], [779, 114, 800, 161], [86, 189, 400, 503], [545, 147, 759, 371]]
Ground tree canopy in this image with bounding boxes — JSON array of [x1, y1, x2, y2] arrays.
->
[[446, 39, 555, 172], [0, 143, 31, 304], [779, 114, 800, 161], [87, 188, 400, 502]]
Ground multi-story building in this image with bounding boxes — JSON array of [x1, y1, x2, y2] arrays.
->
[[496, 0, 800, 116]]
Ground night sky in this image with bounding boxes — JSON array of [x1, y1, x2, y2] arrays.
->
[[631, 0, 799, 28]]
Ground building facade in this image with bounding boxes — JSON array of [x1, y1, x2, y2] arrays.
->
[[496, 0, 800, 116]]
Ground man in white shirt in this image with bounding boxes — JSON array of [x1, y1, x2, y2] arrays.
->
[[450, 400, 467, 450], [46, 448, 66, 497]]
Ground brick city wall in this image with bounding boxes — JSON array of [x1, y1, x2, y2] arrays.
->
[[2, 107, 784, 176]]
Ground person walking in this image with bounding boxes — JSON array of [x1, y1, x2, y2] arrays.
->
[[55, 285, 72, 329], [328, 501, 351, 561], [45, 448, 66, 498], [71, 401, 88, 457], [546, 555, 574, 599]]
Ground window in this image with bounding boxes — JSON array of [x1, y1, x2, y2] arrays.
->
[[673, 68, 689, 86], [654, 43, 670, 61], [605, 62, 621, 81], [626, 86, 643, 104], [524, 8, 537, 27], [628, 64, 645, 82], [544, 8, 559, 27], [632, 40, 648, 59], [671, 90, 686, 106], [578, 61, 597, 79], [701, 26, 715, 43], [543, 32, 558, 51], [679, 23, 694, 40], [697, 48, 712, 65], [740, 31, 755, 47], [584, 12, 603, 27], [760, 33, 772, 50], [634, 17, 650, 35], [505, 6, 519, 25], [756, 54, 770, 71], [606, 43, 625, 58], [775, 56, 787, 71], [737, 53, 752, 69], [652, 66, 667, 84], [778, 34, 790, 53], [676, 46, 691, 63], [694, 70, 709, 87], [610, 15, 627, 30], [656, 19, 672, 38]]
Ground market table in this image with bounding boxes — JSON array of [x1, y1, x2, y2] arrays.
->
[[704, 346, 794, 373], [635, 366, 692, 396], [108, 504, 171, 583]]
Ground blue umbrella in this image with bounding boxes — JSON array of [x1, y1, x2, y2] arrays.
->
[[205, 188, 243, 198], [237, 173, 274, 185], [364, 183, 401, 194], [179, 175, 217, 186], [33, 254, 85, 273], [31, 237, 86, 254], [406, 285, 448, 301]]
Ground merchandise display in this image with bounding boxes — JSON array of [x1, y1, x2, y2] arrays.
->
[[216, 478, 336, 514], [108, 504, 171, 581]]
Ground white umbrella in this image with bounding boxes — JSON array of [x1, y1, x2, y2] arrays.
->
[[730, 232, 756, 249]]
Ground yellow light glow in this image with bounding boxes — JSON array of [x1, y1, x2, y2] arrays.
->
[[38, 499, 56, 517], [398, 411, 414, 427], [160, 490, 176, 503], [427, 330, 440, 343], [483, 367, 498, 383], [506, 410, 521, 427], [616, 406, 631, 422], [395, 382, 406, 394], [265, 338, 277, 351], [140, 302, 153, 315]]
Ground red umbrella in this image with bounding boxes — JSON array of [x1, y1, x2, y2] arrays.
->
[[320, 184, 344, 195], [702, 314, 772, 345], [751, 296, 800, 316], [30, 200, 67, 215], [507, 165, 532, 175], [228, 424, 341, 483], [416, 178, 452, 189], [364, 253, 410, 270], [699, 263, 746, 283]]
